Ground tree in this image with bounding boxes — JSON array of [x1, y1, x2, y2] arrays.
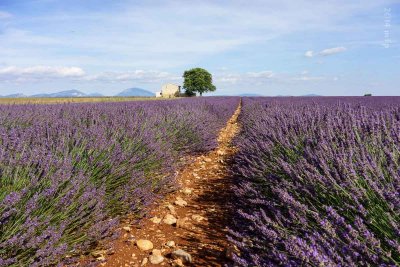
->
[[182, 68, 216, 96]]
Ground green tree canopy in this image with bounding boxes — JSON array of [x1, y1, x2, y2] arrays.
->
[[182, 68, 216, 96]]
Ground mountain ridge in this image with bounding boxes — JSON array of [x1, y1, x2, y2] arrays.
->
[[1, 88, 155, 98]]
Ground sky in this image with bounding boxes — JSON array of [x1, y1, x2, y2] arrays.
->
[[0, 0, 399, 96]]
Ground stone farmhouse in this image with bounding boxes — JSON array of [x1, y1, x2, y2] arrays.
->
[[155, 83, 181, 98]]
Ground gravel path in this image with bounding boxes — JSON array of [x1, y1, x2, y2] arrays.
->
[[90, 101, 241, 267]]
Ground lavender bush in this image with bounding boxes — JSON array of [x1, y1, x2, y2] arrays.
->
[[0, 97, 239, 266], [230, 97, 400, 266]]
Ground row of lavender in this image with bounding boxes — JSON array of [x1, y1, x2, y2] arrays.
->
[[230, 97, 400, 266], [0, 97, 239, 266]]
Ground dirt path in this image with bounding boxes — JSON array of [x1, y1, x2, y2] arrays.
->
[[96, 102, 241, 267]]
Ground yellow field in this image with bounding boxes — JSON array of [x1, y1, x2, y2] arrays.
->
[[0, 96, 164, 105]]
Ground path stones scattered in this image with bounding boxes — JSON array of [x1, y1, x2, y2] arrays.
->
[[217, 149, 226, 156], [166, 240, 175, 247], [136, 240, 153, 251], [176, 217, 190, 229], [141, 257, 148, 266], [203, 157, 212, 163], [166, 204, 176, 215], [163, 214, 177, 225], [149, 216, 161, 224], [174, 197, 187, 207], [181, 188, 192, 195], [172, 258, 184, 267], [122, 226, 132, 232], [91, 250, 107, 258], [171, 249, 192, 264], [149, 249, 164, 264], [191, 214, 205, 222]]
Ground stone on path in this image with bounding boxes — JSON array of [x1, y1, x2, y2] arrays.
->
[[166, 204, 176, 214], [150, 216, 161, 224], [171, 249, 192, 263], [91, 250, 106, 258], [172, 258, 184, 267], [122, 226, 132, 232], [166, 240, 175, 247], [181, 188, 192, 195], [191, 214, 205, 222], [174, 197, 187, 207], [136, 240, 153, 251], [203, 157, 212, 162], [149, 249, 164, 264], [141, 257, 148, 266], [176, 217, 190, 229], [163, 214, 177, 225]]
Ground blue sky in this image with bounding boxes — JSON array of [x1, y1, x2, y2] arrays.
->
[[0, 0, 399, 96]]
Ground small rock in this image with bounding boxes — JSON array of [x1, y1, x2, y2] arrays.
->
[[217, 149, 226, 156], [136, 240, 153, 251], [131, 253, 136, 258], [191, 214, 205, 222], [150, 216, 162, 224], [141, 257, 148, 266], [123, 226, 132, 232], [181, 188, 192, 195], [163, 214, 177, 225], [204, 157, 212, 162], [176, 217, 190, 229], [174, 197, 187, 207], [172, 258, 184, 267], [149, 249, 164, 264], [166, 241, 175, 247], [126, 235, 135, 244], [91, 250, 106, 258], [96, 255, 106, 261], [171, 249, 192, 263], [167, 204, 176, 214]]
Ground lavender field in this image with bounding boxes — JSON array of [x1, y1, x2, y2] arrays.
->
[[1, 96, 399, 266], [0, 97, 239, 266], [229, 97, 400, 266]]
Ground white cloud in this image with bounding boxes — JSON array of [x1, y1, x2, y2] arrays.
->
[[0, 66, 85, 82], [293, 76, 325, 81], [247, 71, 275, 78], [84, 70, 180, 83], [305, 46, 347, 58], [305, 51, 314, 57], [0, 0, 391, 70], [319, 46, 347, 56], [0, 65, 181, 84], [0, 11, 12, 19], [215, 71, 275, 84]]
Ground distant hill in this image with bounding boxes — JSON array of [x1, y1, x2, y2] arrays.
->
[[87, 92, 104, 97], [116, 88, 154, 97], [30, 90, 88, 98], [2, 93, 27, 98], [1, 88, 155, 98], [302, 94, 321, 97], [50, 90, 87, 97], [238, 93, 263, 97]]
